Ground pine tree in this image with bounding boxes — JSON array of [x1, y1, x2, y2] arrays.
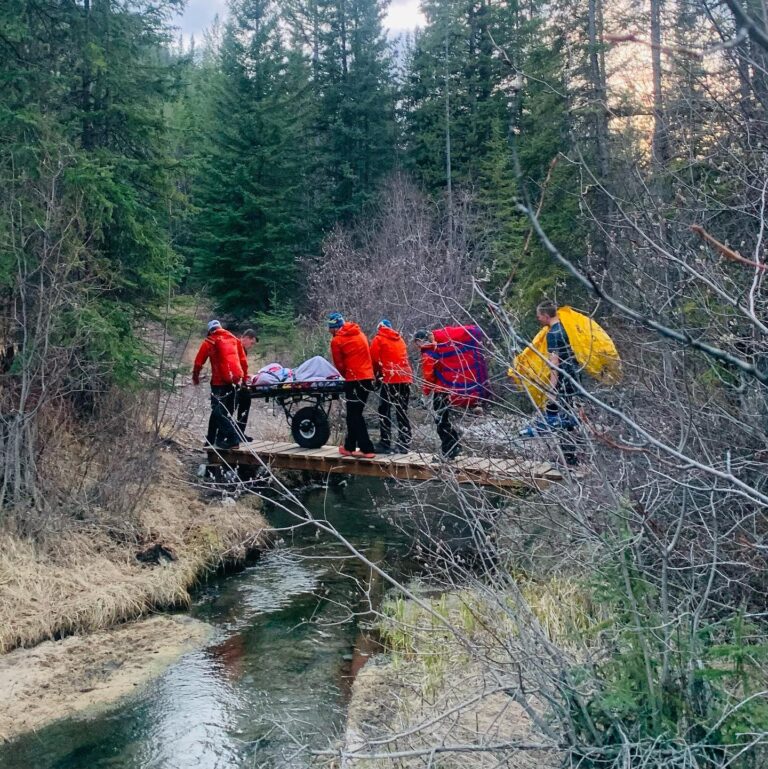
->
[[403, 0, 510, 191], [0, 0, 182, 385], [188, 0, 313, 316], [313, 0, 397, 220]]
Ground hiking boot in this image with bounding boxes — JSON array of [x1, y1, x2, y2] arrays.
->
[[520, 412, 578, 438], [373, 442, 392, 454], [445, 445, 462, 460], [338, 446, 355, 457], [393, 444, 410, 454], [354, 451, 376, 459]]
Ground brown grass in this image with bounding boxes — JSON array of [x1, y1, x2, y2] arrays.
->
[[0, 451, 269, 653]]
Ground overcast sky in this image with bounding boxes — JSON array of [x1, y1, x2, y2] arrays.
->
[[173, 0, 424, 43]]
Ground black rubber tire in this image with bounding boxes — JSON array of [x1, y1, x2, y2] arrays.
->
[[291, 406, 330, 449]]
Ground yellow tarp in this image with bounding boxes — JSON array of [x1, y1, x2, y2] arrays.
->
[[507, 307, 621, 407], [507, 326, 550, 407]]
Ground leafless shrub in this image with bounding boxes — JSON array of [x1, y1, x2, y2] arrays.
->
[[304, 172, 485, 336]]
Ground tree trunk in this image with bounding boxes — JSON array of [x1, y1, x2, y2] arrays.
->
[[650, 0, 669, 166], [587, 0, 611, 278]]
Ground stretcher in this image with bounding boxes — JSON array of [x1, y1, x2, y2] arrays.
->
[[248, 379, 345, 448]]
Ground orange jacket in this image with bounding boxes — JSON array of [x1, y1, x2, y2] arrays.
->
[[370, 327, 413, 384], [193, 328, 247, 386], [330, 322, 374, 381]]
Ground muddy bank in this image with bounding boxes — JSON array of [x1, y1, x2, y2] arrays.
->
[[0, 447, 269, 655], [0, 615, 212, 742]]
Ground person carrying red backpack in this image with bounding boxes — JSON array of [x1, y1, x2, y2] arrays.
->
[[370, 319, 413, 454], [414, 329, 462, 459], [193, 320, 246, 450]]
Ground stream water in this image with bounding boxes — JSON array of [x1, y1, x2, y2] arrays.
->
[[0, 479, 420, 769]]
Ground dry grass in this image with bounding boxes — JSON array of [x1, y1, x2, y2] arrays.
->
[[0, 450, 268, 653], [347, 589, 565, 768]]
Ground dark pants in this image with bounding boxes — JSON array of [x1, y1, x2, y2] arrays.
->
[[433, 393, 461, 456], [235, 386, 252, 438], [546, 393, 578, 466], [378, 383, 412, 450], [206, 384, 240, 448], [344, 380, 375, 453]]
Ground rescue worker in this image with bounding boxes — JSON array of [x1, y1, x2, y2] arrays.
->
[[533, 299, 579, 465], [234, 328, 259, 442], [414, 329, 462, 460], [370, 319, 413, 454], [328, 312, 376, 458], [193, 319, 246, 450]]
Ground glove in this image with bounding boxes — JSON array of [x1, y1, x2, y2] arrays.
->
[[192, 367, 201, 386]]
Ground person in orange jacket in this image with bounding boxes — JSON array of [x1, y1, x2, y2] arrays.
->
[[370, 319, 413, 454], [193, 319, 245, 450], [414, 329, 462, 459], [328, 312, 376, 458]]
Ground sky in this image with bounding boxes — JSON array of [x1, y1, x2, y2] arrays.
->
[[173, 0, 425, 44]]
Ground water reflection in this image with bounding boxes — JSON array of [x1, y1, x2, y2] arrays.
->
[[0, 479, 416, 769]]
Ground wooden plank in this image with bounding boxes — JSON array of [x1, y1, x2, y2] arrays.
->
[[390, 452, 434, 466], [300, 447, 338, 458], [454, 457, 490, 472], [206, 439, 556, 488]]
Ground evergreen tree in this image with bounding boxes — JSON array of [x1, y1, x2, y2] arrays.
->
[[188, 0, 313, 316], [0, 0, 182, 385], [403, 0, 509, 190], [313, 0, 397, 220]]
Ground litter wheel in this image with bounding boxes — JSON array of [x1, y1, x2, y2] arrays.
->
[[291, 407, 330, 449]]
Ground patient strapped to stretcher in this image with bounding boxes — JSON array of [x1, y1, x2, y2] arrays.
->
[[245, 356, 342, 387]]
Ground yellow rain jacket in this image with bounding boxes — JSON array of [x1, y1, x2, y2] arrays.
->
[[508, 306, 621, 407]]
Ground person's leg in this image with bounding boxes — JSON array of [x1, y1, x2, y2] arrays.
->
[[211, 386, 239, 447], [221, 385, 241, 446], [557, 393, 578, 465], [343, 382, 357, 452], [235, 386, 252, 439], [433, 393, 456, 456], [377, 383, 393, 449], [206, 409, 217, 446], [354, 380, 375, 454], [444, 408, 461, 456], [394, 383, 411, 451]]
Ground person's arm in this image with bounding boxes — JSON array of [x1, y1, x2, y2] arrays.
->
[[331, 336, 345, 377], [237, 340, 248, 379], [370, 337, 382, 380], [545, 326, 561, 393], [548, 351, 560, 391], [192, 339, 211, 385], [421, 353, 436, 395]]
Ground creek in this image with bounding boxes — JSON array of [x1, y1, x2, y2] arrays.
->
[[0, 479, 423, 769]]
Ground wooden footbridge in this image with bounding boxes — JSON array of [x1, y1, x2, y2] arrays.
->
[[206, 440, 562, 489]]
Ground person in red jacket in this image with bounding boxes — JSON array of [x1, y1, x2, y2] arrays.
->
[[328, 312, 376, 458], [370, 319, 413, 454], [414, 329, 462, 459], [193, 320, 246, 450]]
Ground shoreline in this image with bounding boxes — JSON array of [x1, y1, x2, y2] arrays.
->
[[0, 614, 214, 742], [0, 438, 272, 739]]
